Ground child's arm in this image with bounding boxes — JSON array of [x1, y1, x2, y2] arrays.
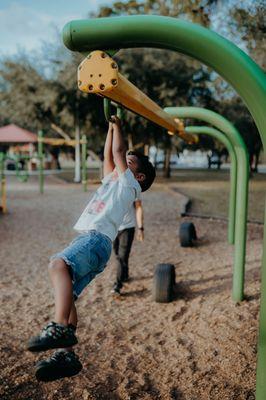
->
[[112, 116, 127, 173], [103, 122, 115, 177], [135, 200, 144, 241]]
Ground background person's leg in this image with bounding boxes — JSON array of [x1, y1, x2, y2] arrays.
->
[[113, 231, 123, 289], [117, 228, 135, 283]]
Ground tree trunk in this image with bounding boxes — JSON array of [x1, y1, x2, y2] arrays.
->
[[163, 148, 171, 178], [144, 144, 149, 156], [154, 147, 158, 170], [74, 123, 81, 183], [128, 133, 133, 150]]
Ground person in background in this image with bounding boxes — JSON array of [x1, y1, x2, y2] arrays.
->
[[112, 194, 144, 295]]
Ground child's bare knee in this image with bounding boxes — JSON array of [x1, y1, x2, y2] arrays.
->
[[48, 258, 66, 273]]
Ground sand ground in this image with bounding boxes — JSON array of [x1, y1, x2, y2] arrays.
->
[[0, 177, 263, 400]]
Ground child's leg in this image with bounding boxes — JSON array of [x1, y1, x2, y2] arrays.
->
[[61, 300, 78, 352], [68, 299, 78, 328], [48, 258, 73, 326], [27, 265, 78, 353], [33, 279, 81, 381]]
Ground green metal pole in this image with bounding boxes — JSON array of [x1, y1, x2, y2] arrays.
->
[[62, 16, 266, 143], [256, 200, 266, 398], [0, 152, 4, 179], [0, 152, 7, 213], [185, 126, 237, 245], [104, 98, 125, 121], [104, 98, 111, 122], [81, 134, 87, 192], [38, 130, 44, 194], [165, 107, 249, 303]]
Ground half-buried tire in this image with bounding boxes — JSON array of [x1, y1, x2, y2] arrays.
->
[[153, 263, 175, 303], [179, 222, 197, 247]]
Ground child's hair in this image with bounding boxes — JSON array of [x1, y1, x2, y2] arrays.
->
[[128, 151, 156, 192]]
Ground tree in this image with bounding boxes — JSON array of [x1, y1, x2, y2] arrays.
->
[[0, 50, 108, 146], [95, 0, 217, 26], [219, 98, 262, 172], [0, 59, 54, 132], [0, 50, 108, 179], [93, 0, 218, 176], [230, 0, 266, 69]]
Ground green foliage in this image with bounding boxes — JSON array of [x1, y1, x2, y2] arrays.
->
[[0, 52, 107, 152], [230, 0, 265, 69], [220, 97, 262, 157], [0, 59, 54, 131], [96, 0, 217, 26]]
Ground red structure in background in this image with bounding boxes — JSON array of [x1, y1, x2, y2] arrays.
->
[[0, 124, 37, 143]]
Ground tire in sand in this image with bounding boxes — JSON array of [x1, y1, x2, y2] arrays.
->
[[153, 263, 175, 303], [179, 222, 197, 247]]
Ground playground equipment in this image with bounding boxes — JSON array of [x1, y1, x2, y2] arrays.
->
[[153, 221, 197, 301], [184, 124, 238, 246], [62, 15, 266, 399], [37, 131, 88, 194], [103, 98, 124, 122], [152, 263, 176, 303], [179, 222, 197, 248], [161, 116, 247, 303], [154, 221, 197, 302], [165, 107, 249, 303], [0, 153, 7, 214], [10, 154, 30, 182], [0, 152, 30, 214], [155, 122, 237, 301], [77, 50, 196, 145]]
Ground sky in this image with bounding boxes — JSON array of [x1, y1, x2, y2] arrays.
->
[[0, 0, 257, 58], [0, 0, 112, 55]]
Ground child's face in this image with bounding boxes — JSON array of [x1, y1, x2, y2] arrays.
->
[[126, 153, 139, 174], [126, 151, 145, 184]]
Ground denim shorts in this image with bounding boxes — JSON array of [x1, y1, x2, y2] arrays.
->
[[51, 230, 112, 298]]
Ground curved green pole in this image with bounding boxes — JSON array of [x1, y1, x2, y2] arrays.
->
[[185, 126, 237, 245], [165, 107, 249, 303], [62, 15, 266, 399], [62, 16, 266, 148]]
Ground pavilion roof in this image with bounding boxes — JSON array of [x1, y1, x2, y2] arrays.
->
[[0, 124, 37, 143]]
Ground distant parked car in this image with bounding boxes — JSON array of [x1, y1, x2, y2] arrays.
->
[[5, 158, 25, 171], [207, 151, 222, 169], [5, 159, 16, 171]]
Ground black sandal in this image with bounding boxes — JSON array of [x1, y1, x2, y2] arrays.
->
[[27, 322, 78, 352], [35, 350, 82, 381]]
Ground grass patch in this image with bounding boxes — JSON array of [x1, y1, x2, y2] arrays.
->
[[157, 170, 265, 223]]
